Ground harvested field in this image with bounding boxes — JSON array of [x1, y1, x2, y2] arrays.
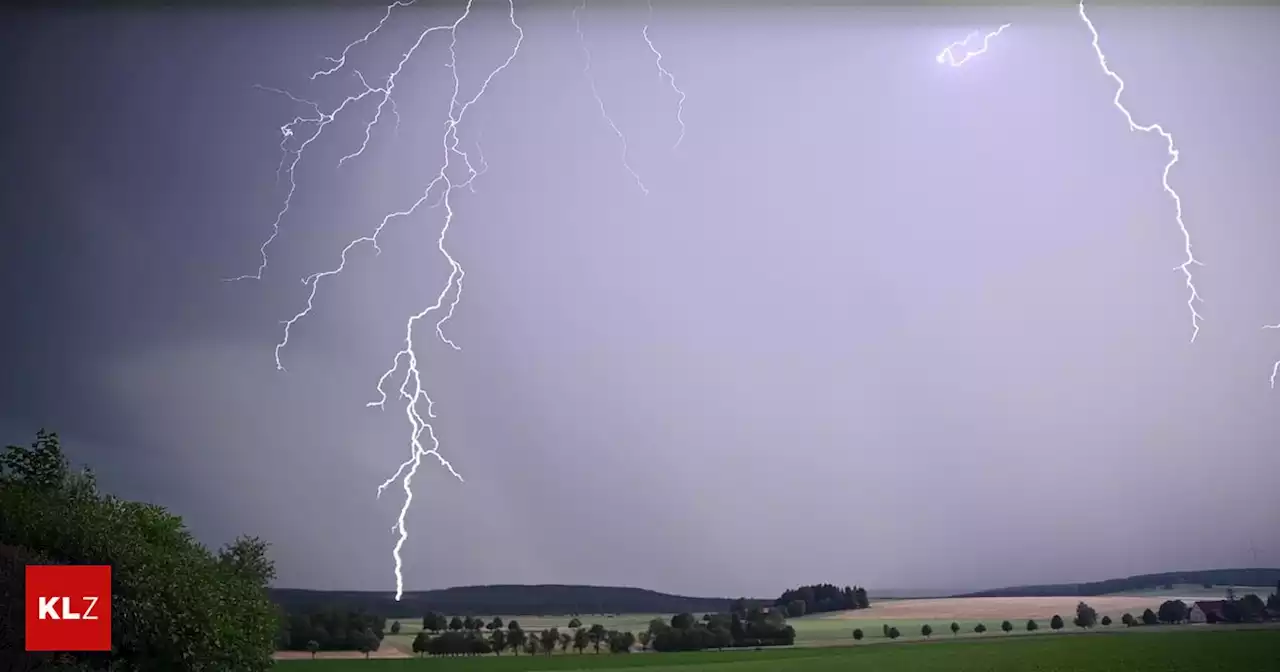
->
[[272, 642, 411, 660], [824, 596, 1166, 621]]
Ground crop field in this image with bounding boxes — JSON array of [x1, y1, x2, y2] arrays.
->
[[274, 628, 1280, 670], [278, 591, 1267, 659]]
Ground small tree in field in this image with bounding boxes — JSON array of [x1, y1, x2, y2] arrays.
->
[[1050, 614, 1064, 631], [1001, 620, 1012, 634], [852, 629, 864, 641], [390, 620, 401, 635], [921, 624, 933, 638], [1073, 601, 1098, 629], [1121, 613, 1135, 627], [1025, 620, 1038, 632], [974, 623, 987, 634], [1100, 615, 1112, 626], [882, 623, 891, 638], [1141, 608, 1158, 626], [950, 622, 960, 636], [306, 640, 320, 660], [568, 617, 582, 629], [887, 627, 901, 640]]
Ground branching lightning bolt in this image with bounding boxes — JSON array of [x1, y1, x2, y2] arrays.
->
[[258, 0, 522, 601], [1078, 0, 1203, 343], [643, 0, 687, 150], [936, 23, 1011, 67], [574, 0, 648, 195]]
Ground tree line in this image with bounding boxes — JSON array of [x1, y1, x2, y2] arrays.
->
[[959, 569, 1280, 598], [270, 583, 750, 619], [771, 583, 870, 616], [403, 617, 637, 657], [0, 431, 279, 672], [276, 607, 387, 655]]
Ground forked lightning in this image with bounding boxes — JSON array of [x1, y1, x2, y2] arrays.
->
[[236, 0, 686, 599]]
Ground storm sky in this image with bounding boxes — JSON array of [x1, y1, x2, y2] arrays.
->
[[2, 0, 1278, 598]]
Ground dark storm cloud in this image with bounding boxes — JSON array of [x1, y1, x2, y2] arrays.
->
[[1, 2, 1277, 597]]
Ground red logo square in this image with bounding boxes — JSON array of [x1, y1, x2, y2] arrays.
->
[[24, 565, 112, 652]]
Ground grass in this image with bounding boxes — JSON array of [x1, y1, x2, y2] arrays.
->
[[276, 627, 1280, 670]]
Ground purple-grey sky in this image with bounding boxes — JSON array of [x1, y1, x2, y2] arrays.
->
[[1, 1, 1278, 598]]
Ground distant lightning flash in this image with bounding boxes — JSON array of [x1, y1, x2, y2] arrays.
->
[[574, 0, 649, 195], [1078, 0, 1203, 343], [936, 23, 1011, 67], [257, 0, 522, 601]]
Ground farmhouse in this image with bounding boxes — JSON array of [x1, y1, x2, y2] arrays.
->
[[1188, 600, 1227, 624]]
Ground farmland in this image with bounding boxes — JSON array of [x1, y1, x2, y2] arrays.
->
[[274, 628, 1280, 670]]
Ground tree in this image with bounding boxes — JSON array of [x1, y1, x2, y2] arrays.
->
[[950, 621, 960, 636], [508, 625, 526, 655], [489, 628, 507, 655], [887, 627, 900, 640], [1100, 615, 1112, 626], [488, 616, 504, 631], [882, 623, 891, 638], [307, 640, 320, 660], [568, 617, 582, 629], [0, 431, 280, 672], [573, 628, 590, 653], [852, 628, 864, 641], [1025, 620, 1038, 632], [559, 632, 572, 653], [637, 630, 652, 651], [524, 635, 540, 656], [1073, 601, 1098, 629], [974, 623, 987, 634], [540, 628, 559, 656], [1000, 620, 1013, 634], [449, 616, 464, 632], [357, 629, 378, 659], [671, 613, 695, 630], [1141, 608, 1159, 626], [921, 624, 933, 638], [390, 620, 401, 635], [1050, 615, 1064, 631], [412, 632, 428, 657], [608, 631, 636, 653], [589, 623, 607, 653], [424, 612, 445, 632], [786, 600, 807, 618], [1121, 613, 1135, 627], [1157, 599, 1186, 624]]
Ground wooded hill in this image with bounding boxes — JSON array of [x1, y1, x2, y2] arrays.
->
[[957, 568, 1280, 598], [269, 584, 768, 618]]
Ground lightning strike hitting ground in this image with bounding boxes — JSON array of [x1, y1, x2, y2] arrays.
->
[[936, 23, 1011, 67], [643, 0, 688, 150], [574, 0, 649, 195], [250, 0, 523, 601], [1078, 0, 1203, 343]]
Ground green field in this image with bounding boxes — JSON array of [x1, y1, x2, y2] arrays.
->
[[277, 628, 1280, 670]]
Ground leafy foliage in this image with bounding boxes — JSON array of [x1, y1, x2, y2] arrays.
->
[[773, 583, 869, 615], [0, 431, 279, 672]]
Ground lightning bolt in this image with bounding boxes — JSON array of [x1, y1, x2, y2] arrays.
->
[[574, 0, 648, 195], [939, 4, 1203, 344], [255, 0, 522, 601], [1264, 324, 1280, 388], [643, 0, 687, 150], [936, 23, 1011, 67], [1078, 0, 1203, 343]]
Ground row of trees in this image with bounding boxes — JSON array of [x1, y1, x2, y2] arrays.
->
[[772, 583, 870, 616], [277, 608, 387, 654], [407, 620, 636, 657], [1, 431, 280, 671], [649, 606, 796, 651]]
